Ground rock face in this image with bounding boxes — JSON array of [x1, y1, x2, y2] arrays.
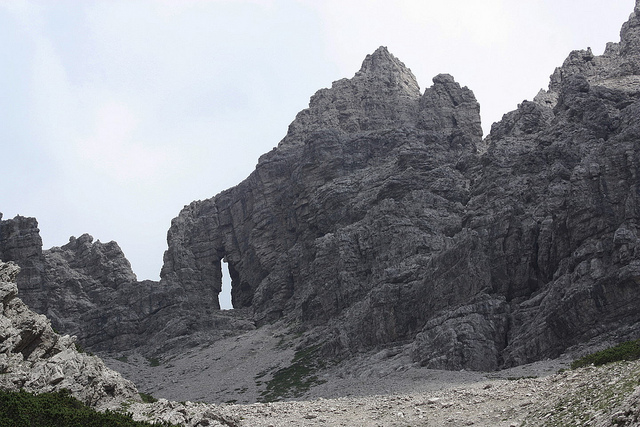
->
[[162, 49, 482, 325], [161, 4, 640, 371], [4, 4, 640, 372], [0, 214, 44, 300], [0, 216, 255, 355], [0, 261, 139, 410]]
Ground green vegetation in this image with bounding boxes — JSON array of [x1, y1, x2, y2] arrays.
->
[[147, 357, 161, 367], [138, 392, 157, 404], [571, 339, 640, 369], [73, 343, 93, 356], [0, 389, 179, 427], [116, 355, 128, 363], [257, 345, 327, 402]]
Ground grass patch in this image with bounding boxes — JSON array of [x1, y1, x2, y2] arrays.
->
[[147, 357, 161, 367], [571, 339, 640, 369], [73, 343, 93, 356], [257, 345, 327, 402], [0, 389, 179, 427], [138, 392, 157, 403], [116, 355, 128, 363]]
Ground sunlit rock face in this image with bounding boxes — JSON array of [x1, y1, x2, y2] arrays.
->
[[4, 3, 640, 371]]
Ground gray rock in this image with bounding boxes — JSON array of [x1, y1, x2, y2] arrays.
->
[[4, 3, 640, 373], [0, 261, 139, 410], [161, 5, 640, 370], [0, 216, 255, 356], [0, 214, 44, 297]]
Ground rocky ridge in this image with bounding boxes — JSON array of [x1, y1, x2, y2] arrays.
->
[[0, 214, 254, 356], [2, 2, 640, 378]]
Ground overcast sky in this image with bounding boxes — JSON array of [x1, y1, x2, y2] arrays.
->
[[1, 0, 635, 308]]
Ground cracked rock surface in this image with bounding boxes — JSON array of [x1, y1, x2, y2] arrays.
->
[[0, 261, 139, 411]]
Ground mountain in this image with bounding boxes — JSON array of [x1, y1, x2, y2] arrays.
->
[[3, 2, 640, 372]]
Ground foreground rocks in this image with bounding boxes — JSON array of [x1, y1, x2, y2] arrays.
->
[[0, 261, 139, 410], [123, 359, 640, 427]]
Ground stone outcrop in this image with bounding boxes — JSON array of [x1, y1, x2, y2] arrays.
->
[[162, 48, 482, 327], [0, 261, 139, 410], [0, 214, 44, 299], [0, 216, 255, 356], [4, 4, 640, 372]]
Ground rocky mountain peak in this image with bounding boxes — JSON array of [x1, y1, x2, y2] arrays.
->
[[49, 233, 138, 288], [282, 47, 422, 144], [5, 3, 640, 376], [536, 2, 640, 105], [419, 73, 482, 146], [355, 46, 421, 97]]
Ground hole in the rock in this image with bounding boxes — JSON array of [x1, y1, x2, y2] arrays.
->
[[220, 260, 233, 310]]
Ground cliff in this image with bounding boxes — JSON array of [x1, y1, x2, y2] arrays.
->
[[0, 215, 254, 355], [161, 4, 640, 370], [3, 3, 640, 372]]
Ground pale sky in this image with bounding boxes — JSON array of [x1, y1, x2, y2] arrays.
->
[[1, 0, 635, 309]]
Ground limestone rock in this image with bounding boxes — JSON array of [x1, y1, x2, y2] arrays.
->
[[160, 4, 640, 371], [0, 261, 139, 410], [0, 215, 255, 356], [596, 385, 640, 426], [284, 46, 421, 143], [0, 214, 44, 296], [5, 3, 640, 374], [162, 48, 482, 341], [537, 1, 640, 103]]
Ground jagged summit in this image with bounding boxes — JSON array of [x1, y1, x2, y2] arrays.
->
[[279, 46, 477, 152], [282, 46, 423, 142], [355, 46, 421, 96], [534, 2, 640, 108], [159, 2, 640, 371]]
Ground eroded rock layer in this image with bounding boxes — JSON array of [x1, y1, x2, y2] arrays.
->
[[0, 215, 254, 356]]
